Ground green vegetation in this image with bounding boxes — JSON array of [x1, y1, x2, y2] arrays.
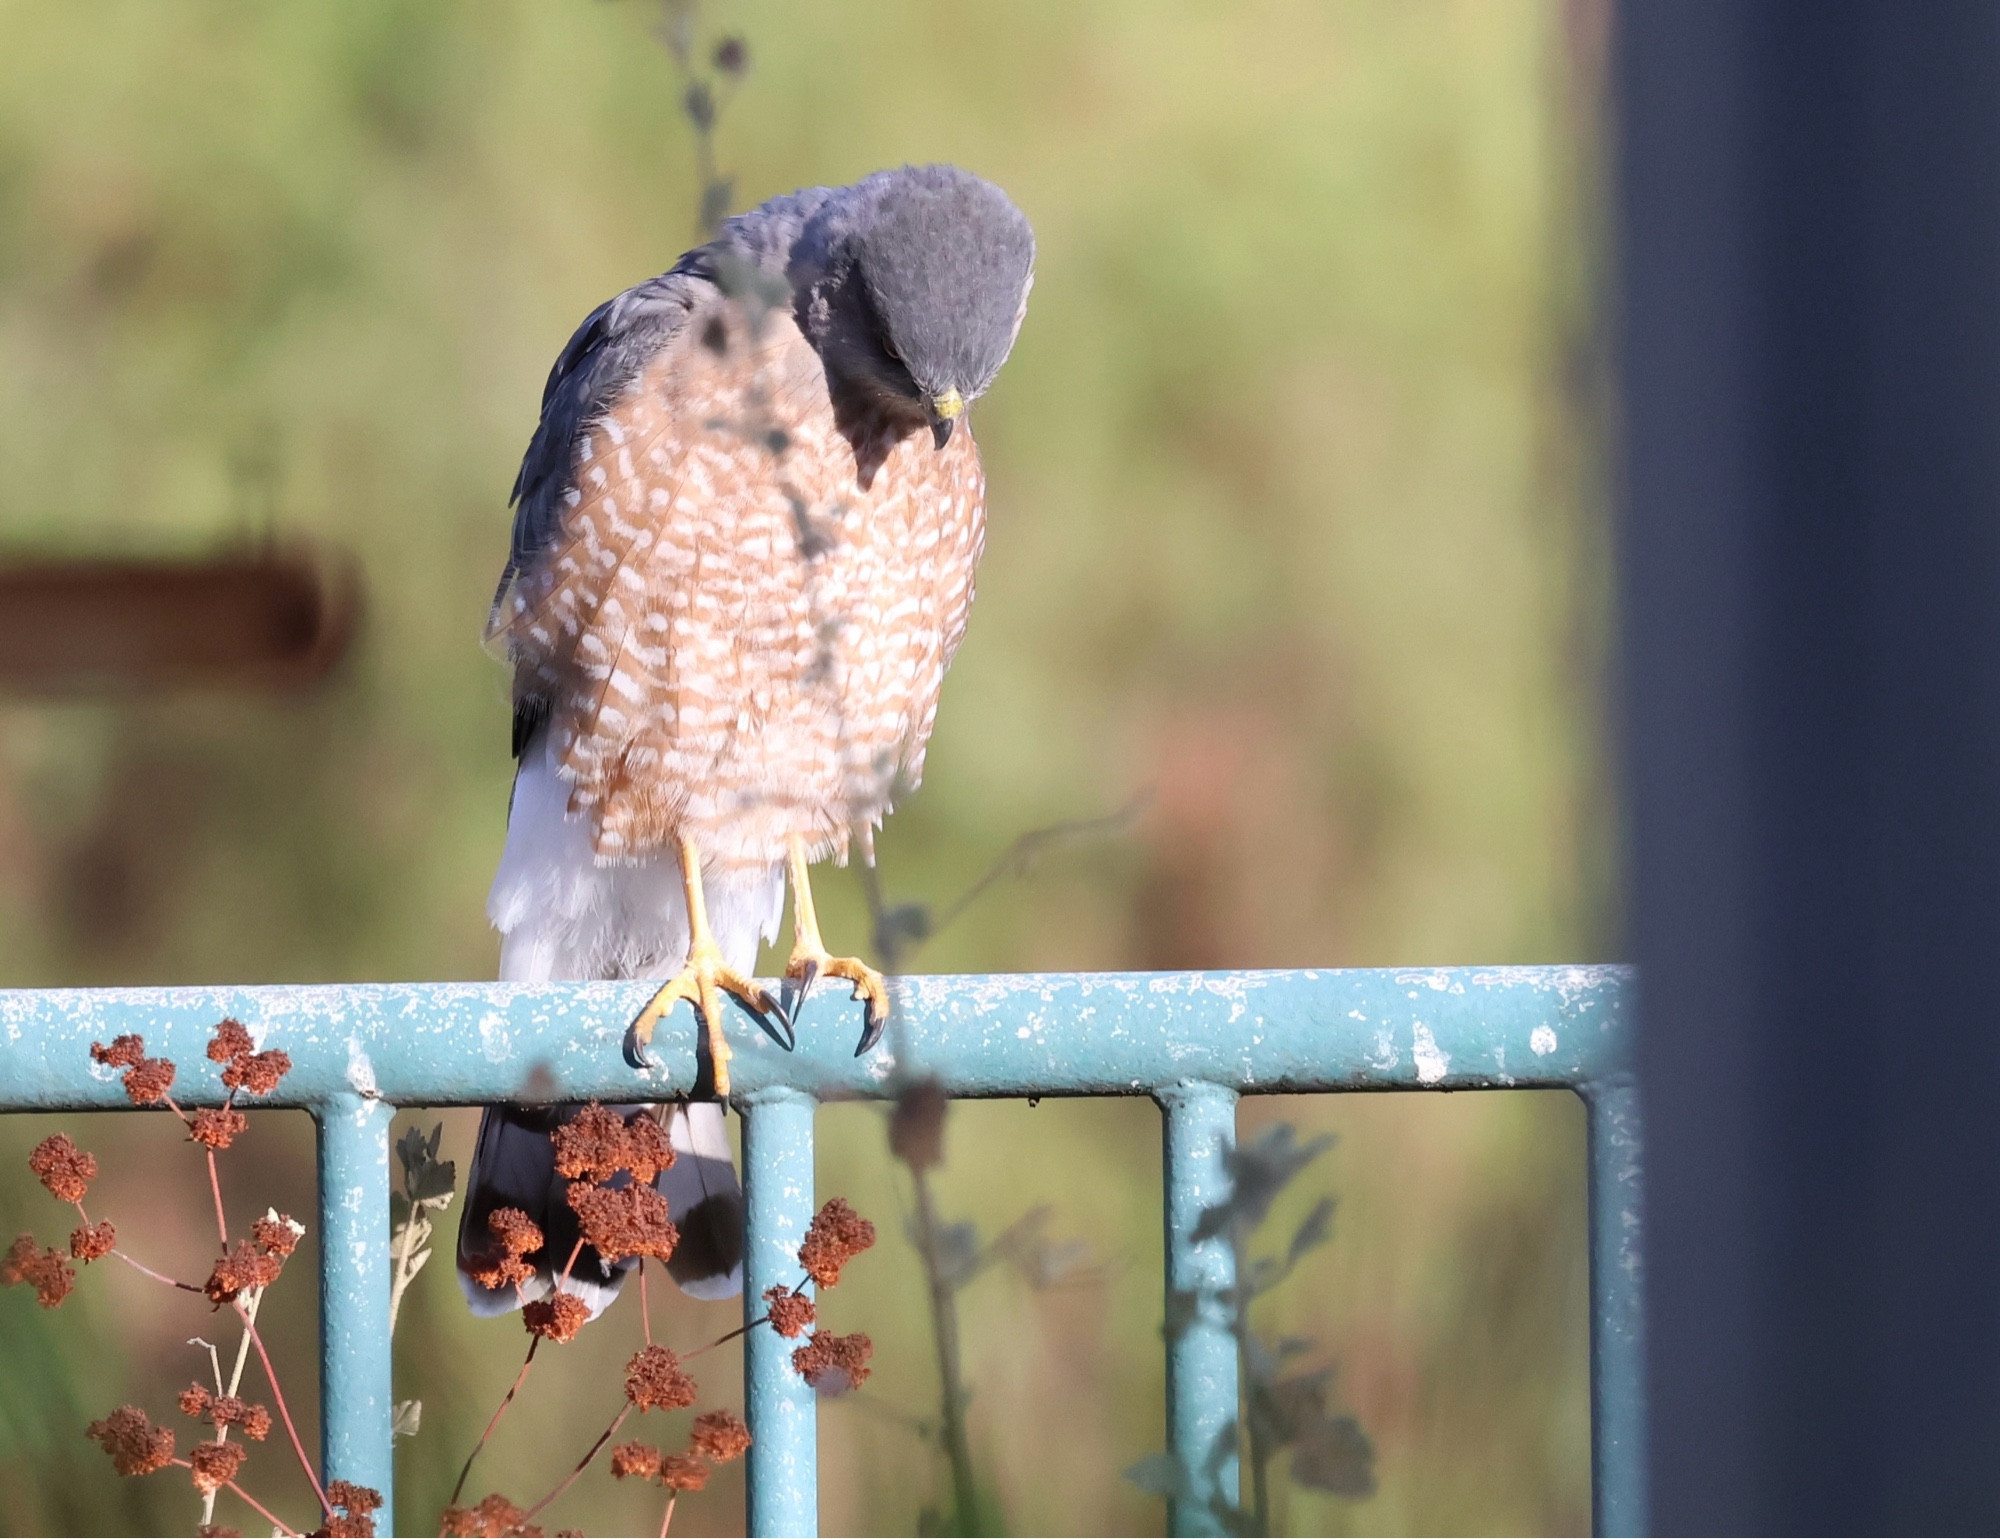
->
[[0, 2, 1606, 1532]]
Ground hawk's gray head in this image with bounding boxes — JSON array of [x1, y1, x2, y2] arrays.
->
[[792, 164, 1035, 448]]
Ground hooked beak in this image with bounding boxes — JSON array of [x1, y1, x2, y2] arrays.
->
[[928, 387, 963, 451]]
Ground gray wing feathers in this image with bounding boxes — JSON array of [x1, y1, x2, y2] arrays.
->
[[492, 183, 845, 637]]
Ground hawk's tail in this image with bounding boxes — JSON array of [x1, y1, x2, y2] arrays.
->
[[456, 1100, 742, 1318], [457, 727, 781, 1319]]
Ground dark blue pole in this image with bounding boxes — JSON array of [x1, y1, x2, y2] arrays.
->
[[1620, 4, 2000, 1531]]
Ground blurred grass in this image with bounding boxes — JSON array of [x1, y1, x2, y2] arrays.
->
[[0, 1, 1608, 1533]]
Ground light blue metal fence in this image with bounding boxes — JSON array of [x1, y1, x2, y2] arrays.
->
[[0, 965, 1642, 1537]]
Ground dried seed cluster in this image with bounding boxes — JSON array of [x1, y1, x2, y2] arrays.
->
[[28, 1133, 96, 1202], [550, 1102, 674, 1183], [86, 1406, 176, 1477], [798, 1197, 875, 1288], [624, 1344, 698, 1411]]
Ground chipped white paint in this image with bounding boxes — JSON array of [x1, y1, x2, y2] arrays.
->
[[345, 1040, 378, 1098], [478, 1010, 512, 1064], [1531, 1025, 1559, 1056], [1412, 1023, 1450, 1084]]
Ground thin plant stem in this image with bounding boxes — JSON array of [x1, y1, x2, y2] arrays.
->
[[640, 1259, 652, 1344], [112, 1249, 201, 1292], [389, 1202, 422, 1334], [683, 1314, 765, 1360], [910, 1166, 978, 1533], [659, 1492, 679, 1537], [205, 1148, 229, 1248], [200, 1285, 264, 1530], [448, 1336, 539, 1508], [224, 1476, 301, 1537], [521, 1404, 631, 1521], [234, 1300, 331, 1516]]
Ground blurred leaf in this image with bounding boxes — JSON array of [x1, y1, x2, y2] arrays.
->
[[1192, 1123, 1334, 1243], [1287, 1196, 1336, 1268], [932, 1220, 981, 1287], [712, 36, 748, 75], [1292, 1415, 1376, 1498], [1259, 1369, 1332, 1446], [1123, 1451, 1194, 1503], [890, 1078, 948, 1170], [410, 1156, 456, 1206], [1163, 1286, 1202, 1342], [391, 1399, 422, 1438]]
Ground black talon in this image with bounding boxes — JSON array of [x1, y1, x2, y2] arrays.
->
[[623, 1021, 655, 1070], [794, 956, 822, 1009], [759, 997, 798, 1052], [855, 1000, 888, 1057]]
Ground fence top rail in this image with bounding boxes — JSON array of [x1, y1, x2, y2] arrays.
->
[[0, 965, 1632, 1114]]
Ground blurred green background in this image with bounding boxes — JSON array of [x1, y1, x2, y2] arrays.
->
[[0, 1, 1609, 1533]]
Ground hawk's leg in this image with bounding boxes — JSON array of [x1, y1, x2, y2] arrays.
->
[[784, 835, 890, 1053], [627, 835, 777, 1097]]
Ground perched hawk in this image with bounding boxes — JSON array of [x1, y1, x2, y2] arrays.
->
[[457, 165, 1035, 1314]]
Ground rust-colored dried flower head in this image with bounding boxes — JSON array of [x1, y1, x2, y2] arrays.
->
[[179, 1383, 214, 1419], [208, 1019, 255, 1064], [197, 1523, 244, 1537], [252, 1213, 303, 1256], [624, 1344, 698, 1411], [70, 1219, 116, 1262], [122, 1057, 177, 1106], [523, 1290, 590, 1343], [91, 1034, 146, 1069], [221, 1050, 290, 1097], [798, 1198, 876, 1288], [659, 1454, 711, 1492], [609, 1441, 663, 1481], [550, 1102, 631, 1181], [324, 1479, 384, 1535], [4, 1233, 75, 1308], [623, 1111, 675, 1182], [190, 1107, 249, 1150], [889, 1078, 947, 1171], [29, 1133, 98, 1202], [487, 1207, 544, 1257], [207, 1396, 272, 1440], [205, 1241, 283, 1304], [440, 1492, 540, 1537], [763, 1283, 816, 1338], [468, 1207, 543, 1291], [565, 1181, 678, 1265], [189, 1436, 247, 1494], [86, 1405, 176, 1476], [791, 1330, 874, 1394], [689, 1409, 751, 1463], [468, 1252, 534, 1292]]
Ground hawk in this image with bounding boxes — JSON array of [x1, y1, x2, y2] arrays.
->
[[457, 165, 1035, 1313]]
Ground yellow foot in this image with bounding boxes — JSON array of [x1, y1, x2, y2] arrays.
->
[[784, 946, 891, 1053], [626, 936, 777, 1097]]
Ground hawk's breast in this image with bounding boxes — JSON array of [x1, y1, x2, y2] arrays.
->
[[494, 294, 987, 868]]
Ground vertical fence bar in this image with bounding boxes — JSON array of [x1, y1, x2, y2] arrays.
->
[[316, 1092, 396, 1523], [742, 1087, 818, 1538], [1585, 1077, 1647, 1537], [1156, 1080, 1240, 1537]]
